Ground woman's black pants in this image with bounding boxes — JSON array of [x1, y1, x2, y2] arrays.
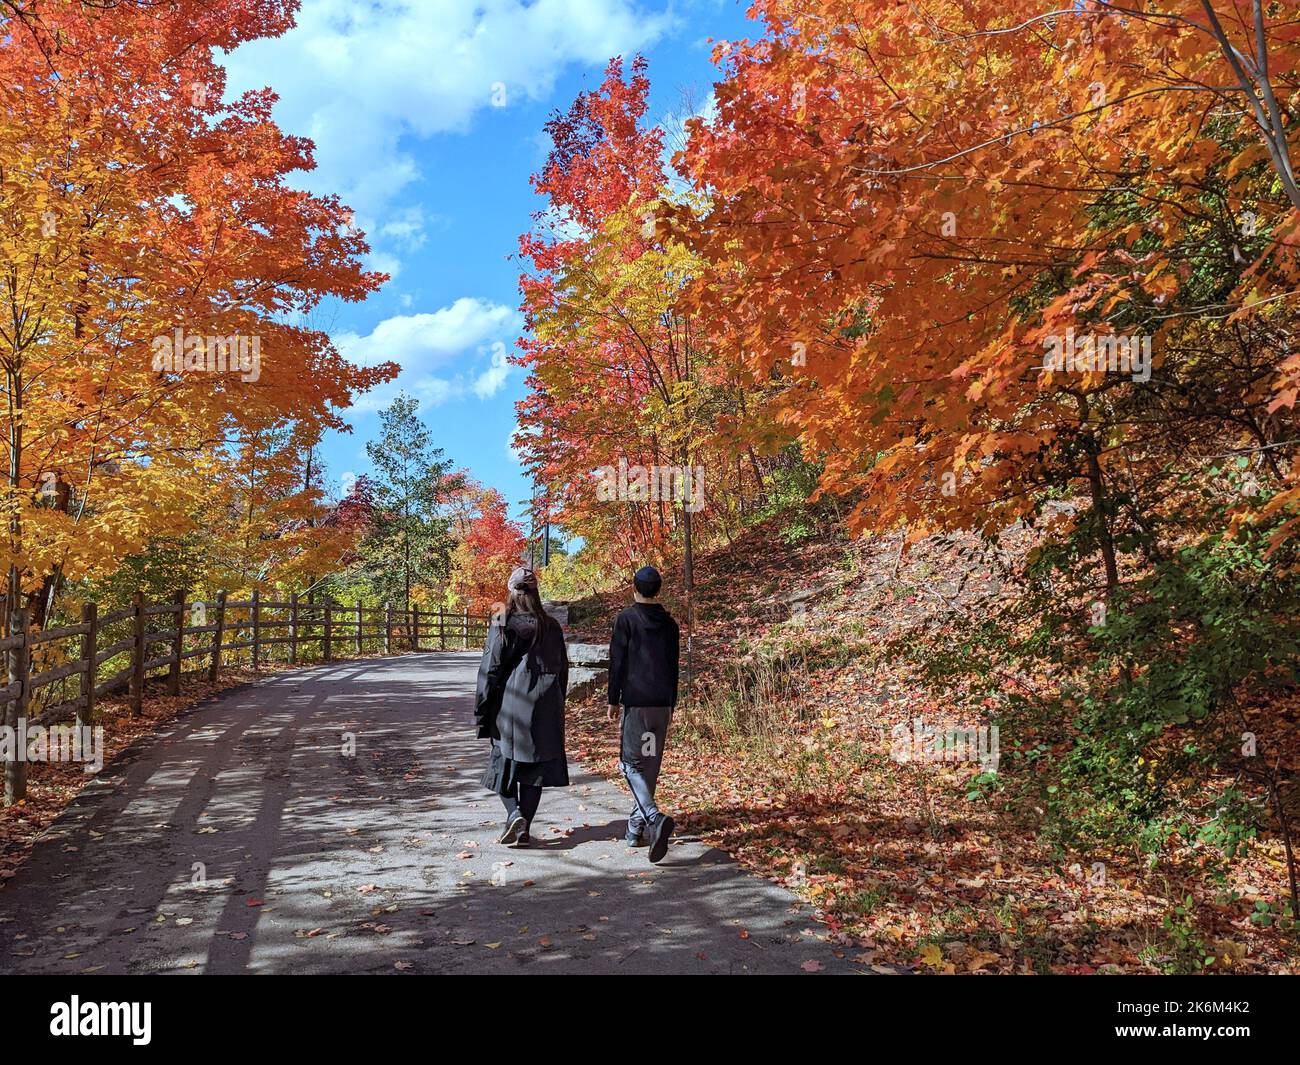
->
[[501, 784, 542, 823]]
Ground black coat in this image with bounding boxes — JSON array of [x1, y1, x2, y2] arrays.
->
[[608, 602, 680, 708], [475, 611, 568, 763]]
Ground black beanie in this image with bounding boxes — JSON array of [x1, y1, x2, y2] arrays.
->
[[633, 565, 662, 597]]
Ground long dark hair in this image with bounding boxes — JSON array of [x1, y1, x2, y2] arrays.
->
[[506, 582, 552, 651]]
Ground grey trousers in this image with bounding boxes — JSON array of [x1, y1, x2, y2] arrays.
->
[[619, 705, 672, 838]]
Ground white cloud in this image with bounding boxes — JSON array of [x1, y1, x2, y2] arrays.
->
[[410, 375, 459, 407], [351, 372, 459, 413], [337, 298, 521, 411], [365, 249, 404, 280], [224, 0, 672, 216], [379, 206, 435, 252], [473, 341, 512, 399], [335, 297, 519, 371]]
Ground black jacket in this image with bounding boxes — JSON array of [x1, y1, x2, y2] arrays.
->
[[475, 611, 568, 763], [608, 602, 680, 708]]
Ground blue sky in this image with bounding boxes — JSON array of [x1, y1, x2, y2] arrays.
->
[[222, 0, 757, 528]]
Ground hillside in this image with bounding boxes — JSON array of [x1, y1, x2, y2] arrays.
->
[[563, 521, 1299, 974]]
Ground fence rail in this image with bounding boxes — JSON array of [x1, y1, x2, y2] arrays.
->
[[2, 592, 494, 736]]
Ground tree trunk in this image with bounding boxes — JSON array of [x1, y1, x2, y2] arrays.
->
[[1084, 437, 1121, 596], [4, 607, 29, 805], [682, 490, 695, 701]]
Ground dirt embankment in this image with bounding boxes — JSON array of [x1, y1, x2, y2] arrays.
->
[[561, 521, 1298, 974]]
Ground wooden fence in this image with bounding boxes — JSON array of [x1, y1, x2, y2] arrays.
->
[[2, 592, 494, 739]]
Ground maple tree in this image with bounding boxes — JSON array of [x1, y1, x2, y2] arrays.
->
[[673, 0, 1300, 589], [218, 422, 368, 593], [0, 0, 394, 632], [448, 486, 527, 614], [516, 58, 783, 594]]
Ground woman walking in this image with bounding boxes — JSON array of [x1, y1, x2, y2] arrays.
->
[[474, 567, 569, 846]]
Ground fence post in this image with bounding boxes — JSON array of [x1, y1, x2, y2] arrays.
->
[[439, 608, 446, 651], [411, 604, 419, 652], [250, 588, 260, 673], [383, 602, 391, 655], [168, 589, 184, 695], [289, 592, 298, 665], [209, 589, 227, 682], [4, 607, 30, 805], [462, 606, 469, 650], [324, 603, 332, 662], [130, 590, 145, 715], [79, 601, 97, 729], [355, 603, 363, 656]]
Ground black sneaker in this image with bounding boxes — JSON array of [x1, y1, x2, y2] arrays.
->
[[514, 829, 531, 848], [626, 834, 648, 849], [648, 816, 675, 864], [498, 814, 527, 845]]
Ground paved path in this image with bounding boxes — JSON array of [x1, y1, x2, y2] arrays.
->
[[0, 654, 856, 974]]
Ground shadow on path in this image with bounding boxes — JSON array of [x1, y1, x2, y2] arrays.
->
[[0, 654, 862, 975]]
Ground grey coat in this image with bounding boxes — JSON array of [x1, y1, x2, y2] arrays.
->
[[474, 612, 568, 763]]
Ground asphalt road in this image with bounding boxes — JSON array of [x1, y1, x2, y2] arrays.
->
[[0, 653, 857, 975]]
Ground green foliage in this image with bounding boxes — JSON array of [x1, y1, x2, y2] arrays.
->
[[356, 393, 463, 610], [80, 536, 213, 611], [748, 446, 834, 544], [1038, 519, 1299, 851], [539, 546, 610, 602], [907, 500, 1300, 896], [1156, 894, 1216, 974]]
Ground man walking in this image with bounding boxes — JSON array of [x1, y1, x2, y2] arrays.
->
[[607, 565, 680, 863]]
